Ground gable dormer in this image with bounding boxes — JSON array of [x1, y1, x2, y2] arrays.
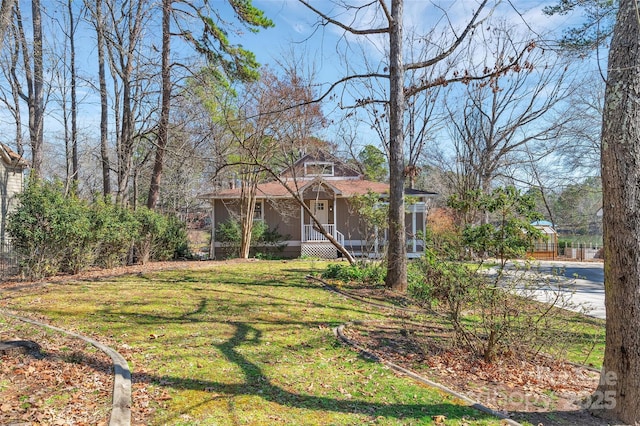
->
[[303, 161, 334, 177], [281, 150, 361, 180]]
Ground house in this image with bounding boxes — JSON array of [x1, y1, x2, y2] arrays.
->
[[200, 152, 436, 259], [1, 143, 28, 249]]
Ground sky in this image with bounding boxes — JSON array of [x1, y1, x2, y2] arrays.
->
[[0, 0, 598, 165], [234, 0, 585, 82], [219, 0, 594, 148]]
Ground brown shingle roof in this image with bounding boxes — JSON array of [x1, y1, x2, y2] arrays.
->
[[201, 178, 389, 200]]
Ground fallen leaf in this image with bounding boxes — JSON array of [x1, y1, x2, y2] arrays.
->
[[432, 414, 447, 424]]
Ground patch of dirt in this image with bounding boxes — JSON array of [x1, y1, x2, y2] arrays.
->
[[337, 283, 611, 426], [0, 260, 222, 425], [0, 317, 113, 425]]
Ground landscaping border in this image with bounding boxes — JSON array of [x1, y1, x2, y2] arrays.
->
[[0, 310, 131, 426], [308, 275, 522, 425], [334, 322, 523, 426]]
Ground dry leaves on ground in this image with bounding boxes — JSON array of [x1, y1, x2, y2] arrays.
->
[[0, 326, 112, 425], [344, 320, 608, 426]]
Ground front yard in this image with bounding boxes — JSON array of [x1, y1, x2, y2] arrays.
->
[[1, 260, 504, 425]]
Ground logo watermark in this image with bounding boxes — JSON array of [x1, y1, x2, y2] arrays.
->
[[579, 370, 618, 410], [476, 367, 618, 412]]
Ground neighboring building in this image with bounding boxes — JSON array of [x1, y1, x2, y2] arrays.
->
[[0, 143, 28, 248], [201, 152, 436, 259], [528, 220, 558, 260]]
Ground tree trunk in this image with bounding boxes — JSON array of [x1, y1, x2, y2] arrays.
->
[[147, 0, 171, 210], [116, 80, 134, 205], [239, 180, 257, 259], [94, 0, 111, 197], [68, 0, 78, 184], [7, 24, 23, 156], [30, 0, 44, 178], [0, 0, 16, 50], [385, 0, 407, 292], [597, 0, 640, 423], [15, 0, 43, 178]]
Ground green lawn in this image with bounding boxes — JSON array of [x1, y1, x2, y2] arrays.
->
[[0, 260, 504, 425]]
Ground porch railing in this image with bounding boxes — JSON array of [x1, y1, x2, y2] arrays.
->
[[303, 224, 344, 247]]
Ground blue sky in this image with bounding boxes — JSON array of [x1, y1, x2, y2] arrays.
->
[[0, 0, 596, 161], [234, 0, 584, 81], [220, 1, 593, 148]]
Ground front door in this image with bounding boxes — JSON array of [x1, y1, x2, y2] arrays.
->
[[310, 200, 328, 224]]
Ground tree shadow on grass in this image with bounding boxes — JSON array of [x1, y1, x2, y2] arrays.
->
[[133, 321, 495, 424]]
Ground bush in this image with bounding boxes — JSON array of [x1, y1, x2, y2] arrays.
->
[[154, 213, 189, 260], [411, 187, 574, 362], [8, 180, 96, 278], [92, 201, 138, 268], [132, 208, 189, 264], [216, 219, 287, 258], [321, 261, 385, 285], [411, 249, 476, 324], [8, 180, 190, 278]]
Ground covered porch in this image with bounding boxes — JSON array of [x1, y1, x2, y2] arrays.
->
[[299, 194, 345, 258]]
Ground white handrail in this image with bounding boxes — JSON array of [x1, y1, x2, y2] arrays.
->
[[303, 224, 340, 242]]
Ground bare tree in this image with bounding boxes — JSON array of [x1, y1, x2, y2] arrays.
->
[[299, 0, 529, 291], [146, 0, 170, 209], [0, 13, 24, 156], [48, 0, 83, 189], [86, 0, 111, 198], [202, 64, 338, 260], [448, 27, 575, 198], [102, 0, 154, 205], [557, 76, 603, 176], [11, 0, 45, 178]]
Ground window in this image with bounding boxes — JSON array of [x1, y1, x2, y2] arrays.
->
[[253, 201, 264, 221], [304, 162, 334, 176]]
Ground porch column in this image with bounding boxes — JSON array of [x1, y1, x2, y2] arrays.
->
[[333, 194, 337, 239], [374, 226, 379, 257], [412, 207, 417, 253], [300, 203, 305, 242], [422, 203, 427, 252], [209, 201, 215, 259]]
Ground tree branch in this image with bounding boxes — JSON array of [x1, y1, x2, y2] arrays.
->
[[298, 0, 389, 35], [404, 43, 533, 99], [405, 0, 490, 71]]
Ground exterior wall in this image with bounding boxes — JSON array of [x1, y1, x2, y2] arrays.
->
[[210, 198, 302, 259], [214, 199, 235, 225], [280, 153, 360, 179], [1, 163, 24, 246], [405, 210, 426, 253], [264, 199, 301, 240], [336, 198, 368, 242]]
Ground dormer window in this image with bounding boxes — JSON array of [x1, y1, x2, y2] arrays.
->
[[304, 162, 334, 177]]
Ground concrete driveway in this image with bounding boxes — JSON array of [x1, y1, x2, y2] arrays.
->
[[527, 261, 605, 319]]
